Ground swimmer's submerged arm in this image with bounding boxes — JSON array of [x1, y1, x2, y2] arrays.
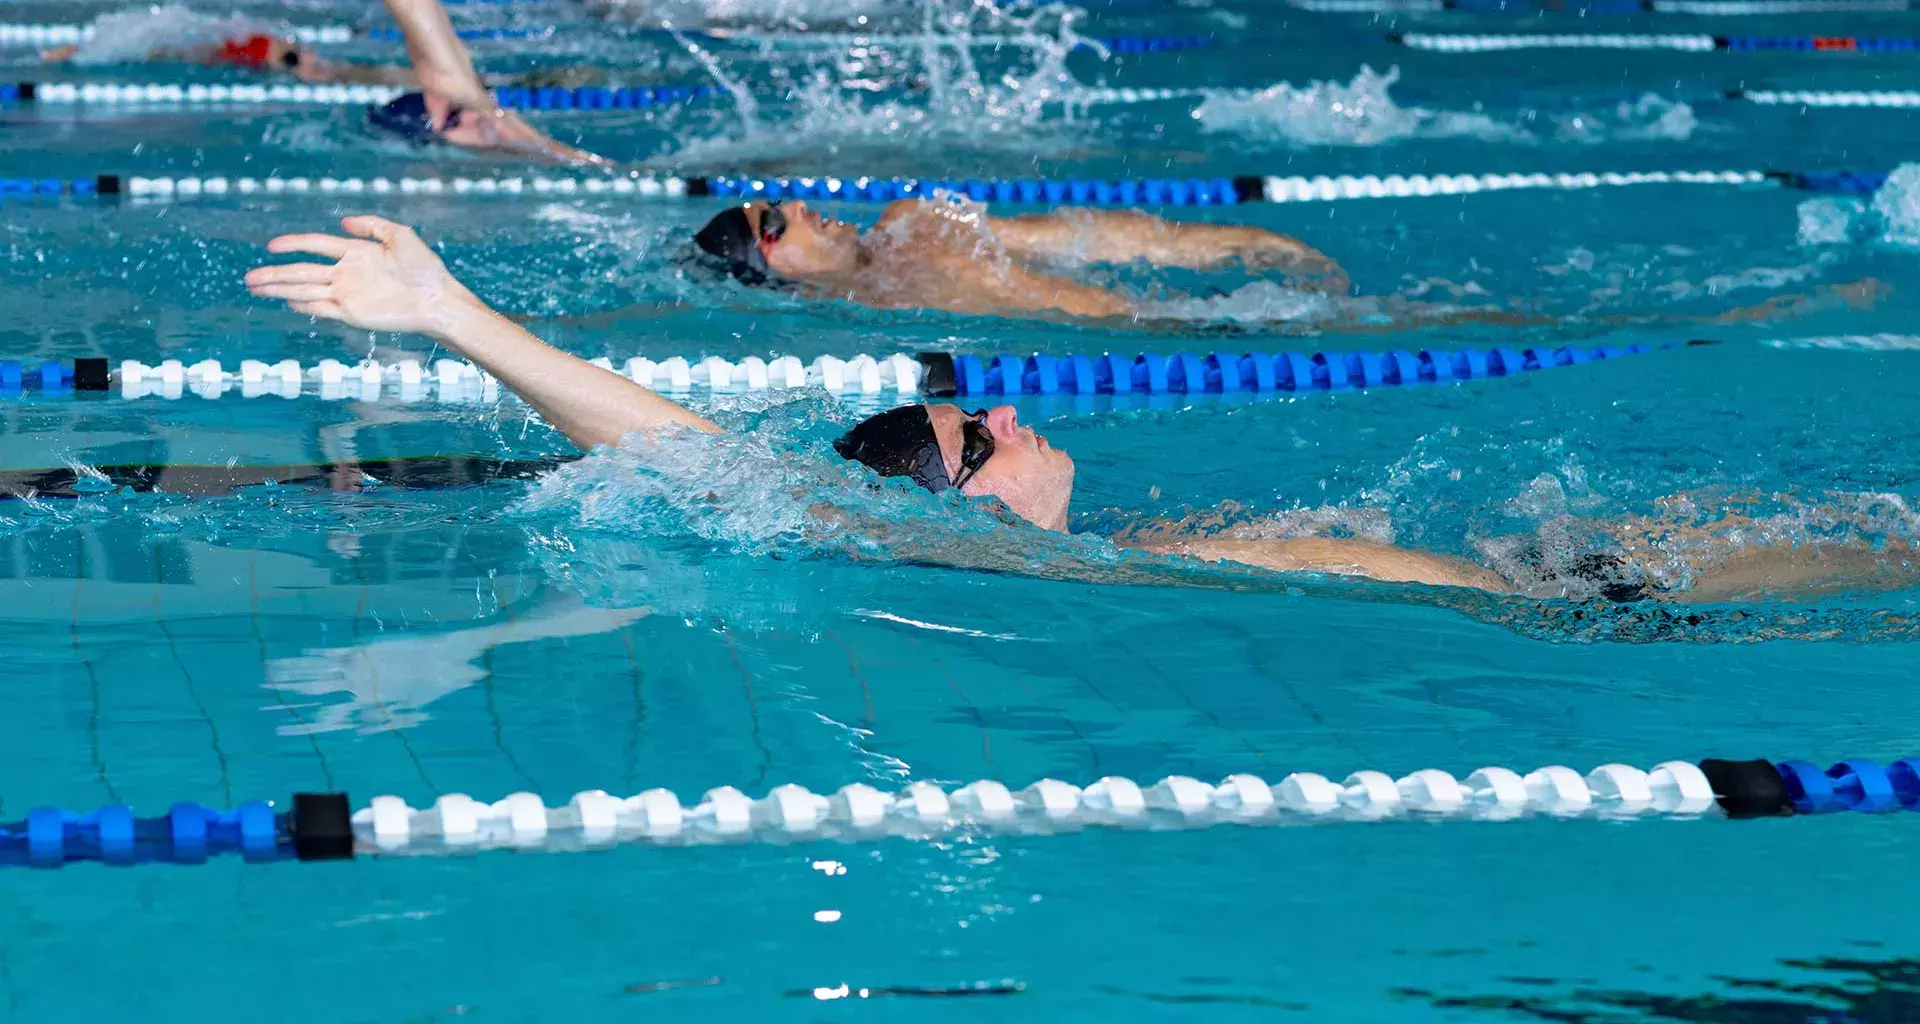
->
[[244, 216, 719, 448], [1119, 535, 1514, 593], [988, 209, 1348, 283]]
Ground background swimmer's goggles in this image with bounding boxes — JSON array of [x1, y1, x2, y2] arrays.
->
[[833, 405, 994, 494], [692, 202, 787, 286], [365, 92, 463, 145]]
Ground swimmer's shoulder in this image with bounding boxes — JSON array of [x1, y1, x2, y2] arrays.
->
[[873, 198, 923, 228]]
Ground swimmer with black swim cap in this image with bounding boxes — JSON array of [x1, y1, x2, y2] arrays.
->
[[685, 196, 1349, 323], [258, 211, 1800, 600], [692, 204, 784, 285]]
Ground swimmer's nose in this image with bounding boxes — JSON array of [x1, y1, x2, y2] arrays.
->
[[984, 404, 1022, 441]]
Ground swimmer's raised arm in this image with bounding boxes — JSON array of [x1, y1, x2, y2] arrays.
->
[[987, 209, 1348, 287], [244, 216, 719, 448], [382, 0, 490, 106]]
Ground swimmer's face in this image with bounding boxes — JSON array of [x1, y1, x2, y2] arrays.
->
[[928, 404, 1075, 532], [278, 42, 331, 82], [749, 200, 860, 277]]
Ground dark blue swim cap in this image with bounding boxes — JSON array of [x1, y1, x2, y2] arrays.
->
[[366, 92, 446, 144]]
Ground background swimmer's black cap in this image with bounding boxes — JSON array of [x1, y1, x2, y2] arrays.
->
[[833, 405, 951, 493], [693, 205, 774, 286], [367, 92, 439, 144]]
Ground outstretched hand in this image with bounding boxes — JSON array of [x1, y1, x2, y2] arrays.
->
[[244, 216, 480, 335]]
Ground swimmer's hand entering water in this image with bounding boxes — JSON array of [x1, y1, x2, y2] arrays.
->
[[245, 215, 719, 448]]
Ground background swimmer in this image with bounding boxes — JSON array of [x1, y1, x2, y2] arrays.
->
[[359, 0, 611, 164], [688, 195, 1887, 329], [42, 5, 414, 86], [691, 193, 1348, 321]]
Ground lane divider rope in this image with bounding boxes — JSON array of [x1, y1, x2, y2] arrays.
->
[[2, 757, 1910, 867], [1734, 89, 1920, 107], [1291, 0, 1912, 12], [1391, 31, 1920, 51], [0, 24, 352, 45], [1069, 84, 1920, 113], [1, 81, 712, 110], [0, 23, 1210, 53], [0, 169, 1800, 206], [0, 344, 1674, 401]]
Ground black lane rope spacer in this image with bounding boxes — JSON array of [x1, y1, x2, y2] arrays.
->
[[73, 358, 109, 391], [17, 82, 35, 102], [1696, 759, 1794, 818], [95, 175, 121, 195], [291, 792, 356, 861], [684, 176, 711, 197], [1232, 176, 1265, 203], [914, 352, 958, 397]]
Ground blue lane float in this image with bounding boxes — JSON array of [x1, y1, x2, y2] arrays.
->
[[487, 83, 711, 110], [3, 755, 1913, 868], [934, 343, 1666, 397], [0, 346, 1688, 401]]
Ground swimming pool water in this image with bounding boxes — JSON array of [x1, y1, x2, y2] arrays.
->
[[6, 0, 1920, 1018]]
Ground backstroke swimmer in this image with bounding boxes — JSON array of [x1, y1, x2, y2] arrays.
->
[[688, 194, 1884, 327], [238, 214, 1920, 606], [48, 0, 610, 165]]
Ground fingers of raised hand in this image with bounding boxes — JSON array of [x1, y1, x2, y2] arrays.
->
[[249, 283, 336, 302], [265, 232, 356, 260], [340, 215, 407, 245], [244, 262, 333, 289]]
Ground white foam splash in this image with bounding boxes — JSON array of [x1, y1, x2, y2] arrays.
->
[[1193, 66, 1517, 146], [1192, 67, 1695, 147], [657, 0, 1098, 164], [1796, 196, 1866, 246], [61, 6, 269, 65], [1791, 163, 1920, 249], [1131, 280, 1341, 325], [1872, 163, 1920, 247]]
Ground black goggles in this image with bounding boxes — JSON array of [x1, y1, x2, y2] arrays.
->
[[951, 408, 995, 490], [756, 202, 789, 252]]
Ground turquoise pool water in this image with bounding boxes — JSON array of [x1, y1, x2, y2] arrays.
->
[[6, 0, 1920, 1018]]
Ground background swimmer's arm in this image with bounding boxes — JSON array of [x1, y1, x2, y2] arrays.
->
[[303, 60, 419, 86], [245, 215, 720, 448], [1118, 535, 1514, 593], [383, 0, 491, 107], [989, 209, 1348, 284]]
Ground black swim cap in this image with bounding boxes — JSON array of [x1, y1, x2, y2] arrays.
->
[[366, 92, 442, 145], [693, 205, 774, 286], [833, 405, 951, 493]]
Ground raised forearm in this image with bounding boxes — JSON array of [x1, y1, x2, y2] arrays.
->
[[382, 0, 489, 105], [429, 299, 719, 449]]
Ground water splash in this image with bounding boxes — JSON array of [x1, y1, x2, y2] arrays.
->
[[1191, 67, 1695, 148], [1792, 163, 1920, 249], [656, 0, 1100, 166], [1193, 66, 1519, 147], [60, 6, 269, 65], [1131, 280, 1342, 325]]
